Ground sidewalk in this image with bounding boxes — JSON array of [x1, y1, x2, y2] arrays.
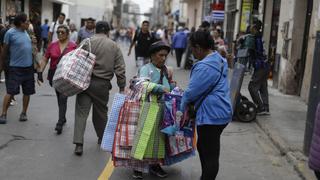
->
[[241, 75, 317, 180]]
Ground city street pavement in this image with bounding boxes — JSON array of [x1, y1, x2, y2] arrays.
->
[[0, 42, 302, 180]]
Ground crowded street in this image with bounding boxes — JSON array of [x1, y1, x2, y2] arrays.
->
[[0, 43, 301, 180]]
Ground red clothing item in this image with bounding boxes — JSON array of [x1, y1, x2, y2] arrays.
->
[[45, 41, 77, 70]]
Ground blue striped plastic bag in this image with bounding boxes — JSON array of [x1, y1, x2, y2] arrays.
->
[[101, 93, 126, 152]]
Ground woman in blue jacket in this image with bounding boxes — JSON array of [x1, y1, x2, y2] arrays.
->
[[181, 30, 233, 180]]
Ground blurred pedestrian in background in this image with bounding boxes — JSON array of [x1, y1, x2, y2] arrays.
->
[[48, 13, 66, 43], [172, 26, 188, 68], [41, 19, 49, 52], [77, 17, 95, 44]]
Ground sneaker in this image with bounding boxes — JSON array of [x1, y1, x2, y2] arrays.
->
[[132, 170, 143, 179], [0, 115, 7, 124], [10, 100, 17, 106], [74, 144, 83, 156], [149, 165, 168, 178], [19, 113, 28, 122], [257, 110, 270, 116]]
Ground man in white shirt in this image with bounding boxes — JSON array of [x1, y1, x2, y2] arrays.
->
[[48, 13, 66, 43]]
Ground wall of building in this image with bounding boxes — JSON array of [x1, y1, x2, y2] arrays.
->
[[262, 0, 274, 56], [69, 0, 107, 29], [186, 0, 203, 30], [300, 0, 320, 102], [41, 1, 54, 23]]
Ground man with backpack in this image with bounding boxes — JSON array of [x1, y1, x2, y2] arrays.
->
[[128, 20, 157, 67], [248, 23, 270, 116]]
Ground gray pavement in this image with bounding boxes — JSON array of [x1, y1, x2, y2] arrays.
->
[[0, 42, 302, 180]]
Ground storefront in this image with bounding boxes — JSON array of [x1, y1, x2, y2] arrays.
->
[[239, 0, 265, 33], [29, 0, 42, 24], [5, 0, 24, 21]]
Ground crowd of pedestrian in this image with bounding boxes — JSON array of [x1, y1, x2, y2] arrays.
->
[[0, 11, 319, 180]]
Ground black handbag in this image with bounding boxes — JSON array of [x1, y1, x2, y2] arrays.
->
[[188, 60, 224, 119]]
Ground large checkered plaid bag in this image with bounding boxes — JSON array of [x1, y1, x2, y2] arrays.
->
[[101, 93, 126, 152], [53, 38, 96, 96], [113, 85, 144, 159]]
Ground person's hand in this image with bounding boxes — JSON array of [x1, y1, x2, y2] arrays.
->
[[163, 88, 170, 93]]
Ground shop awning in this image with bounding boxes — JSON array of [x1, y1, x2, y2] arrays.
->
[[50, 0, 75, 6]]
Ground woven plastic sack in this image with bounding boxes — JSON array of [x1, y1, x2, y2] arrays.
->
[[53, 38, 96, 96], [101, 93, 126, 152], [143, 102, 165, 159]]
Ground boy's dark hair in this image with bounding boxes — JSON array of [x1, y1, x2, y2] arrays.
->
[[87, 17, 95, 22], [14, 13, 27, 27], [45, 19, 48, 23], [189, 30, 214, 50], [142, 20, 149, 25], [60, 13, 66, 18], [95, 21, 110, 34], [201, 21, 210, 28]]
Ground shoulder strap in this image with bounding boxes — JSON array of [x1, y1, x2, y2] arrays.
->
[[56, 45, 69, 65], [52, 22, 57, 33], [194, 59, 224, 112]]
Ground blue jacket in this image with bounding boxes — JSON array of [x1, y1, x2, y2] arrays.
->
[[172, 31, 187, 49], [181, 52, 233, 126]]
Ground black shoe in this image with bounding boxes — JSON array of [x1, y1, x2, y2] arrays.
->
[[61, 119, 66, 125], [150, 165, 168, 178], [132, 170, 143, 179], [19, 113, 28, 122], [98, 138, 102, 145], [0, 115, 7, 124], [74, 144, 83, 156], [55, 123, 63, 135]]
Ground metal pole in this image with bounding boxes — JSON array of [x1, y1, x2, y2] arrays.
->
[[303, 31, 320, 155]]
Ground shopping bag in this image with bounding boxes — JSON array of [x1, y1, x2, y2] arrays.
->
[[53, 38, 96, 96], [131, 94, 161, 160], [163, 150, 196, 166], [113, 158, 161, 173], [118, 100, 141, 147], [101, 93, 126, 152], [168, 131, 193, 156], [144, 103, 165, 159], [161, 94, 182, 135]]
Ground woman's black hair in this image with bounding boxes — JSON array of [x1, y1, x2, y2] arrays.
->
[[57, 25, 70, 34], [14, 13, 27, 27], [189, 30, 214, 50]]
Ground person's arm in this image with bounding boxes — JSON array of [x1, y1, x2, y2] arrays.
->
[[114, 46, 126, 92], [138, 66, 169, 93], [180, 63, 221, 111], [0, 44, 8, 71], [128, 32, 137, 56]]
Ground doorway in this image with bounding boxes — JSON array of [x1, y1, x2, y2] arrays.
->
[[53, 2, 62, 21]]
